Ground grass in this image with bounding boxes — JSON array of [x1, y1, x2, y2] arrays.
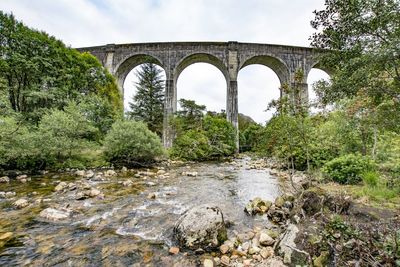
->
[[320, 182, 400, 210]]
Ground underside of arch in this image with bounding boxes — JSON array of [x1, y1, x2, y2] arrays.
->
[[240, 55, 290, 85], [115, 54, 165, 88], [175, 53, 229, 83]]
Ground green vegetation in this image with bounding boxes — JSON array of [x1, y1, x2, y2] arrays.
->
[[103, 120, 164, 167], [127, 63, 165, 136], [170, 99, 236, 161], [322, 154, 376, 185]]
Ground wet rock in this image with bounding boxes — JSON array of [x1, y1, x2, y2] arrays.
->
[[277, 224, 299, 264], [220, 255, 230, 266], [203, 258, 214, 267], [260, 247, 274, 259], [84, 170, 95, 179], [13, 198, 29, 209], [75, 170, 85, 176], [259, 232, 275, 246], [39, 208, 71, 221], [122, 179, 134, 187], [0, 176, 10, 183], [274, 196, 285, 208], [105, 170, 117, 177], [183, 171, 198, 177], [267, 206, 287, 224], [54, 181, 68, 192], [220, 244, 230, 254], [169, 246, 179, 255], [174, 204, 227, 250], [4, 191, 16, 198], [75, 188, 102, 200], [245, 197, 272, 215], [147, 193, 156, 199]]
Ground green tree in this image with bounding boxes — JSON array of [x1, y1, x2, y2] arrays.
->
[[0, 12, 122, 124], [128, 63, 165, 136], [310, 0, 400, 104]]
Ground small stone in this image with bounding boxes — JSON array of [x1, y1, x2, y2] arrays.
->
[[220, 255, 230, 266], [248, 246, 260, 255], [274, 196, 285, 208], [16, 174, 28, 181], [13, 198, 29, 209], [214, 257, 221, 265], [84, 170, 95, 179], [0, 232, 13, 240], [147, 193, 156, 199], [105, 170, 117, 177], [122, 179, 134, 187], [252, 254, 262, 261], [39, 208, 71, 221], [169, 246, 179, 255], [157, 169, 166, 175], [220, 244, 230, 254], [54, 182, 67, 192], [121, 166, 128, 173], [203, 259, 214, 267], [185, 171, 198, 177], [260, 247, 274, 258], [313, 250, 329, 267], [5, 192, 16, 198], [87, 188, 101, 197], [243, 259, 252, 266], [0, 176, 10, 183], [259, 232, 274, 246], [75, 170, 85, 176]]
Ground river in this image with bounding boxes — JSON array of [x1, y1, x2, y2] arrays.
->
[[0, 157, 280, 266]]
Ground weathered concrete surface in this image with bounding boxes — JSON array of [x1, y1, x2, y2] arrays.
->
[[77, 41, 328, 149]]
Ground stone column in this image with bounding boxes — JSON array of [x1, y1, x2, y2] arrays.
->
[[226, 79, 239, 152], [227, 43, 239, 152], [162, 73, 177, 148]]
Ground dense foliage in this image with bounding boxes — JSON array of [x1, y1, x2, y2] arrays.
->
[[127, 63, 165, 136], [103, 120, 164, 167], [322, 154, 376, 184], [0, 12, 123, 171], [170, 99, 236, 161]]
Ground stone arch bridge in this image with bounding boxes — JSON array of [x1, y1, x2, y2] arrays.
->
[[78, 41, 328, 149]]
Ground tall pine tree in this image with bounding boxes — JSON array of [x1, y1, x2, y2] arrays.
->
[[128, 63, 165, 136]]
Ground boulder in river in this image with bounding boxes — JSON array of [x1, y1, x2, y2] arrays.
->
[[244, 197, 272, 215], [0, 176, 10, 183], [174, 204, 227, 250], [39, 208, 71, 221]]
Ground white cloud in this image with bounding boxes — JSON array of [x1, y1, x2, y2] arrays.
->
[[1, 0, 330, 123]]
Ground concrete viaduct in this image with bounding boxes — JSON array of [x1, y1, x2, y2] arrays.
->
[[78, 41, 328, 149]]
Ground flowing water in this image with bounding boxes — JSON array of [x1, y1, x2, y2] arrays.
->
[[0, 157, 281, 266]]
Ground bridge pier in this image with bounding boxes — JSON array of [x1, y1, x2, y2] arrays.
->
[[163, 77, 177, 148], [226, 80, 239, 152]]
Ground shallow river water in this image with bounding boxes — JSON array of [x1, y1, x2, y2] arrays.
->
[[0, 157, 280, 266]]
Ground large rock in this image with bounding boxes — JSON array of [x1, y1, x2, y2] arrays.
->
[[244, 197, 272, 215], [39, 208, 71, 221], [174, 204, 227, 250], [277, 224, 300, 264]]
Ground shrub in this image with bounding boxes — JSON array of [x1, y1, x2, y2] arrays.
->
[[169, 130, 211, 161], [103, 120, 164, 166], [322, 154, 376, 184], [203, 115, 236, 157]]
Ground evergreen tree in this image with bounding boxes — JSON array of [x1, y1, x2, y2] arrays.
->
[[128, 63, 165, 136]]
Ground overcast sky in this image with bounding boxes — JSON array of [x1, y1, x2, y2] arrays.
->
[[1, 0, 330, 123]]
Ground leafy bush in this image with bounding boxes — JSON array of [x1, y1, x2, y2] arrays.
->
[[203, 115, 236, 157], [322, 154, 376, 184], [103, 120, 164, 166], [170, 130, 211, 161]]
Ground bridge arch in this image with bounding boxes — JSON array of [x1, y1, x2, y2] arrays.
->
[[174, 53, 229, 84], [114, 54, 165, 96], [239, 55, 290, 86]]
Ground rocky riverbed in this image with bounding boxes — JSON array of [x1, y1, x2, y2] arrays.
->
[[0, 157, 287, 266]]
